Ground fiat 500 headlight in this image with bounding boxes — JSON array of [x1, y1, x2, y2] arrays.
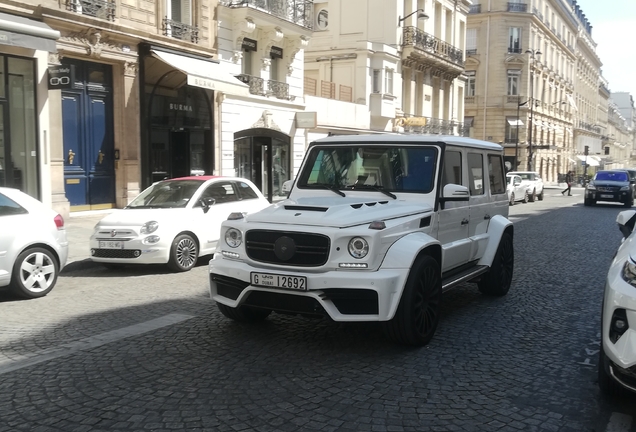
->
[[348, 237, 369, 259], [225, 228, 242, 248], [140, 221, 159, 234]]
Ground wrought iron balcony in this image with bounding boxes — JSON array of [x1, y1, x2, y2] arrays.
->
[[66, 0, 116, 21], [507, 47, 522, 54], [268, 79, 292, 100], [220, 0, 313, 29], [507, 2, 527, 12], [162, 18, 199, 43], [236, 74, 266, 95], [466, 48, 477, 55], [469, 4, 481, 13], [400, 115, 470, 137], [402, 27, 464, 68]]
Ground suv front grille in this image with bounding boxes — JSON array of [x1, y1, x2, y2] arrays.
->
[[597, 186, 620, 192], [245, 230, 330, 266]]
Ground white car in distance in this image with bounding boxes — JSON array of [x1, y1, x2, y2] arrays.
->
[[506, 174, 529, 205], [89, 176, 270, 272], [0, 187, 69, 299], [507, 171, 544, 202]]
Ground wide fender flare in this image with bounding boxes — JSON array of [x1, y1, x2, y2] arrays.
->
[[477, 214, 514, 267], [381, 232, 441, 270]]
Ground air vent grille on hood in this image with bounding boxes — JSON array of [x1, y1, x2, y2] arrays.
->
[[351, 201, 389, 209], [284, 205, 328, 212]]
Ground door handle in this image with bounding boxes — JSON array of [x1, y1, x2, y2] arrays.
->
[[461, 218, 469, 225], [68, 149, 75, 165], [484, 214, 491, 220]]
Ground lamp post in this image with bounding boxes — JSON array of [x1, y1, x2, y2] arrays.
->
[[515, 96, 528, 170], [398, 8, 429, 26], [525, 49, 541, 171]]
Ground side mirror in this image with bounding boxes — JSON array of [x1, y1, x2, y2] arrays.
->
[[440, 184, 470, 209], [617, 210, 636, 239], [200, 197, 215, 213]]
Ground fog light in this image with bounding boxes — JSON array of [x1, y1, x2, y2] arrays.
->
[[90, 249, 95, 256], [133, 250, 141, 257], [610, 309, 629, 343]]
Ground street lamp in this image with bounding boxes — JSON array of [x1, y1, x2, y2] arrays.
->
[[515, 96, 529, 170], [398, 9, 429, 26], [525, 48, 541, 171]]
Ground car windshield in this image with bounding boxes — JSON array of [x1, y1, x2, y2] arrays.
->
[[297, 145, 438, 193], [595, 171, 628, 182], [126, 180, 203, 209], [516, 173, 532, 180]]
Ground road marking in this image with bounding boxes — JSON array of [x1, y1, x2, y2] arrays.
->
[[606, 412, 632, 432], [0, 313, 195, 375]]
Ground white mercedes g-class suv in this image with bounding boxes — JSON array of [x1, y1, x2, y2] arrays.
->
[[209, 135, 514, 346]]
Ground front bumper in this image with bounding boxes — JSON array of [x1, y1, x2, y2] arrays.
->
[[586, 189, 631, 204], [89, 235, 170, 265], [208, 254, 409, 322], [602, 265, 636, 393]]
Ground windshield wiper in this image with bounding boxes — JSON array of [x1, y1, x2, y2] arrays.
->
[[346, 184, 397, 199], [304, 183, 346, 197]]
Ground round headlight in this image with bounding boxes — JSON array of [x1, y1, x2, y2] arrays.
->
[[348, 237, 369, 259], [225, 228, 243, 248], [140, 221, 159, 234]]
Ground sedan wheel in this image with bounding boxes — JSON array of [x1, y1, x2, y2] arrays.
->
[[168, 234, 199, 272], [509, 193, 515, 206], [10, 247, 59, 299]]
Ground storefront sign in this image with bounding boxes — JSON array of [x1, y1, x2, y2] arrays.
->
[[48, 65, 74, 90], [270, 46, 283, 59], [169, 103, 193, 112], [242, 38, 257, 52], [394, 117, 427, 127], [296, 112, 317, 128]]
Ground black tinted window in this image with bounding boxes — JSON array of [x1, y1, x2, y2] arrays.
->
[[0, 193, 28, 216], [237, 182, 258, 199]]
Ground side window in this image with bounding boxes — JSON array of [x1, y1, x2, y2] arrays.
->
[[237, 181, 258, 200], [488, 154, 506, 194], [200, 182, 239, 204], [443, 151, 462, 186], [467, 153, 484, 195], [0, 194, 28, 216]]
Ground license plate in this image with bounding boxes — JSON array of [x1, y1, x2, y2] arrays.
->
[[600, 194, 613, 199], [251, 272, 307, 291], [99, 240, 124, 249]]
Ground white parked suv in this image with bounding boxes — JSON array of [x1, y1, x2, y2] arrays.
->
[[209, 135, 514, 346], [507, 171, 544, 202]]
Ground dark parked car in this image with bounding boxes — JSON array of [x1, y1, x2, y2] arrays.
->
[[584, 170, 633, 207]]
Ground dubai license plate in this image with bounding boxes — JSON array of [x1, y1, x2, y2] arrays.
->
[[251, 272, 307, 291], [99, 240, 124, 249], [600, 194, 613, 199]]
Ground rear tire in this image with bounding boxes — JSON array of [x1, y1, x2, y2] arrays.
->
[[10, 247, 59, 299], [478, 232, 514, 296], [382, 255, 441, 346], [217, 302, 272, 322]]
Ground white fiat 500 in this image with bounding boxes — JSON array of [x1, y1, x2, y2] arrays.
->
[[89, 176, 270, 272], [599, 209, 636, 395], [0, 187, 69, 299]]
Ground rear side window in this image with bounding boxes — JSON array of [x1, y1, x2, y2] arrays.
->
[[467, 153, 484, 195], [488, 154, 506, 194], [0, 193, 28, 216], [237, 182, 258, 199]]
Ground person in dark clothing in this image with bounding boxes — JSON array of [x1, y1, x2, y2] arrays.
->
[[562, 171, 573, 196]]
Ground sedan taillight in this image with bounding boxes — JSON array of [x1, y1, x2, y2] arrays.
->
[[54, 214, 65, 229]]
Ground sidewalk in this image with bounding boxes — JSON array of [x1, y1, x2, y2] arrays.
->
[[64, 210, 112, 264]]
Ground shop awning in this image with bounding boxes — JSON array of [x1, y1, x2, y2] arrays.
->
[[149, 49, 249, 97], [0, 12, 60, 52], [507, 118, 524, 126], [576, 155, 600, 166]]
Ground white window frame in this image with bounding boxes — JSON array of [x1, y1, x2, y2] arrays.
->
[[167, 0, 192, 25], [507, 69, 521, 95], [372, 69, 381, 93], [466, 28, 477, 53], [508, 27, 522, 53], [384, 68, 394, 95], [466, 71, 476, 96]]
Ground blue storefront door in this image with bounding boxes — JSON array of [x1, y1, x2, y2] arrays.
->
[[62, 61, 114, 210]]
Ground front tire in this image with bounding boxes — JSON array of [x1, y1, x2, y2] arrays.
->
[[10, 247, 59, 299], [537, 189, 544, 201], [478, 232, 514, 296], [509, 193, 515, 206], [382, 255, 441, 346], [167, 234, 199, 272], [217, 302, 272, 322], [529, 188, 537, 202], [584, 198, 595, 206], [522, 191, 529, 203]]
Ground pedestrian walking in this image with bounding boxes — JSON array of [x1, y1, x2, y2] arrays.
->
[[562, 171, 573, 196]]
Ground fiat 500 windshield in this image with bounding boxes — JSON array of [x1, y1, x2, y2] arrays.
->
[[126, 180, 202, 209], [297, 145, 438, 193]]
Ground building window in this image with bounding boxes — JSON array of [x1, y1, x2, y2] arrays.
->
[[605, 146, 610, 155], [466, 28, 477, 54], [316, 9, 328, 30], [507, 70, 520, 95], [384, 69, 393, 95], [168, 0, 191, 24], [372, 69, 381, 93], [466, 71, 476, 96], [505, 117, 521, 143], [508, 27, 522, 53]]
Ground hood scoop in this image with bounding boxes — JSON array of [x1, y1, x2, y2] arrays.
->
[[284, 205, 328, 212], [351, 201, 389, 209]]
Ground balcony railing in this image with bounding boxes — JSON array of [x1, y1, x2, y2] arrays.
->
[[304, 77, 353, 102], [507, 2, 527, 12], [162, 18, 199, 43], [236, 74, 266, 95], [400, 116, 471, 137], [220, 0, 313, 29], [66, 0, 116, 21], [268, 79, 291, 100], [507, 47, 522, 54], [403, 27, 464, 68], [469, 4, 481, 13], [466, 48, 477, 55], [578, 121, 602, 134]]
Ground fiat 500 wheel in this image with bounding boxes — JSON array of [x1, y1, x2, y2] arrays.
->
[[10, 247, 59, 299], [167, 234, 199, 272]]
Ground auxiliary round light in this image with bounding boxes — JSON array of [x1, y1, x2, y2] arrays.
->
[[225, 228, 243, 248], [348, 237, 369, 259]]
